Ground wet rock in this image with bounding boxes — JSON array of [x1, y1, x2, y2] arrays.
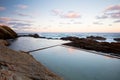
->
[[18, 33, 46, 38], [86, 36, 106, 40], [114, 38, 120, 42], [62, 36, 120, 55], [60, 36, 80, 41], [28, 34, 40, 38]]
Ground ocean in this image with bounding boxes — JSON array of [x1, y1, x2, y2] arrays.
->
[[18, 32, 120, 42]]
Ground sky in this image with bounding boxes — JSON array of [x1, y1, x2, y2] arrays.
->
[[0, 0, 120, 33]]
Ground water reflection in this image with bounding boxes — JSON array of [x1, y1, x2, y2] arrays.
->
[[31, 46, 120, 80], [67, 47, 76, 53]]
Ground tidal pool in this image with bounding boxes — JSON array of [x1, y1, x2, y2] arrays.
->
[[9, 37, 120, 80]]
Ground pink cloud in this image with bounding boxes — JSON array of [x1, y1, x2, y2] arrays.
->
[[51, 9, 81, 19], [110, 11, 120, 19], [0, 7, 6, 11], [0, 17, 11, 21], [17, 4, 28, 9], [62, 11, 81, 18], [105, 4, 120, 11], [104, 4, 120, 19], [0, 17, 33, 23], [97, 4, 120, 19]]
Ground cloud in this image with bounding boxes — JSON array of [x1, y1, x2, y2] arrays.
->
[[105, 4, 120, 11], [16, 12, 32, 17], [8, 22, 32, 31], [96, 15, 108, 19], [62, 11, 81, 18], [97, 4, 120, 19], [51, 9, 81, 19], [73, 22, 82, 24], [52, 9, 62, 15], [0, 6, 6, 11], [0, 17, 11, 21], [108, 11, 120, 19], [0, 20, 7, 25], [16, 4, 28, 9], [114, 20, 120, 23], [0, 17, 11, 25], [0, 17, 34, 25], [108, 24, 112, 26], [8, 22, 31, 27], [93, 22, 103, 25], [8, 22, 35, 32], [0, 17, 34, 30], [59, 20, 82, 24]]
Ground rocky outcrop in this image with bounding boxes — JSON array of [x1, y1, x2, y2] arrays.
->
[[86, 36, 106, 40], [18, 33, 46, 38], [61, 36, 80, 41], [0, 40, 63, 80], [61, 36, 120, 56], [0, 25, 17, 39], [28, 34, 40, 38], [114, 38, 120, 42]]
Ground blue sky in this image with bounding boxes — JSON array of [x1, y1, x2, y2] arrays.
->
[[0, 0, 120, 32]]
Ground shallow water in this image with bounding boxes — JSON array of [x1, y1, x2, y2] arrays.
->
[[9, 37, 120, 80]]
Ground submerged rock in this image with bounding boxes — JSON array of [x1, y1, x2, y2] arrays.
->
[[0, 25, 17, 39]]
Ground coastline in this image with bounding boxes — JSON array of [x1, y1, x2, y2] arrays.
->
[[0, 39, 63, 80], [61, 36, 120, 56]]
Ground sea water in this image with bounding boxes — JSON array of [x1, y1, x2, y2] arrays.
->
[[18, 32, 120, 42]]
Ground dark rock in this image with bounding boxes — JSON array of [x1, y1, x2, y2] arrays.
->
[[0, 25, 17, 39], [60, 36, 80, 41], [18, 33, 46, 38], [86, 36, 106, 40], [62, 36, 120, 55], [28, 34, 40, 38], [114, 38, 120, 42]]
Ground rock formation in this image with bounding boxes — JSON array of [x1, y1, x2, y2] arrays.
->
[[18, 33, 46, 38], [0, 25, 17, 39], [114, 38, 120, 42], [86, 36, 106, 40], [61, 36, 120, 56]]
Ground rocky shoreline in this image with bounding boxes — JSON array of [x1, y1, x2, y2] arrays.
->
[[18, 32, 120, 57], [61, 36, 120, 57], [0, 40, 63, 80], [0, 25, 63, 80]]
